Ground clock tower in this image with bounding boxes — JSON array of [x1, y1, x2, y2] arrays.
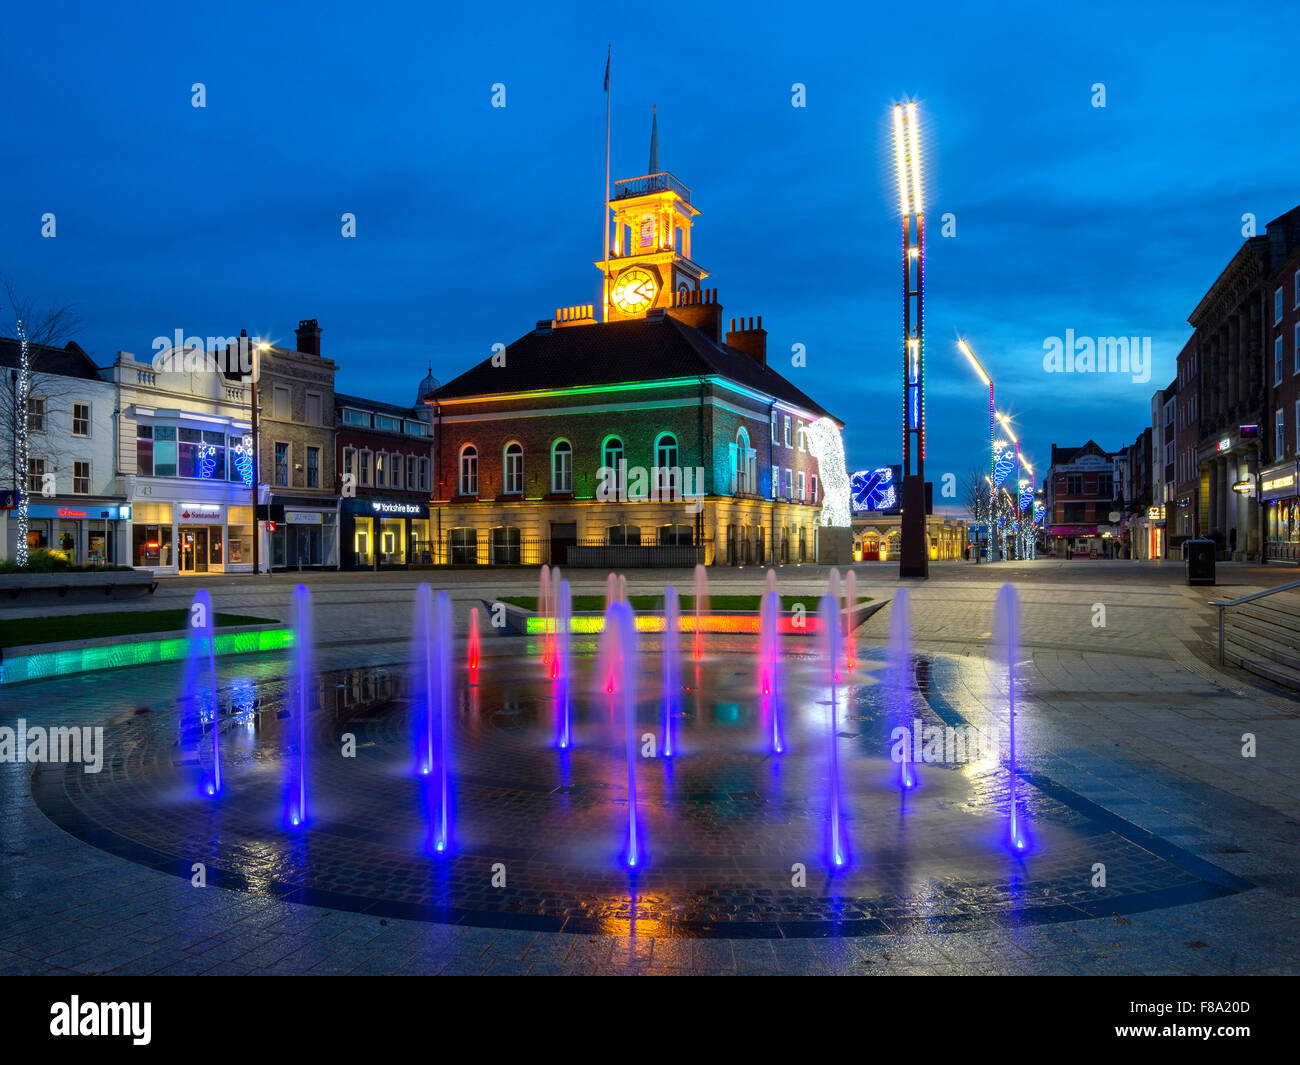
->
[[596, 108, 707, 321]]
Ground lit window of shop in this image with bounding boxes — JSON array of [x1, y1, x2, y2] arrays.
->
[[153, 425, 177, 476]]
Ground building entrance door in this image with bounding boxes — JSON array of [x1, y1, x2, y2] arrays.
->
[[180, 527, 209, 573], [549, 521, 577, 566]]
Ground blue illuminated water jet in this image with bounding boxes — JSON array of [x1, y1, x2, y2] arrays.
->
[[283, 584, 313, 829], [819, 594, 850, 869], [411, 583, 454, 854], [662, 586, 681, 757], [888, 588, 918, 791], [181, 589, 221, 797], [994, 583, 1031, 854], [759, 589, 784, 754], [556, 578, 573, 750]]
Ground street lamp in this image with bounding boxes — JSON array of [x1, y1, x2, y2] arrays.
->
[[250, 340, 270, 577], [958, 337, 997, 561], [895, 101, 928, 579], [997, 412, 1021, 560]]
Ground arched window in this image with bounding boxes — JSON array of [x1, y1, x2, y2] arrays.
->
[[459, 445, 478, 496], [732, 427, 754, 495], [601, 435, 624, 473], [655, 432, 678, 495], [551, 439, 572, 494], [503, 442, 523, 495]]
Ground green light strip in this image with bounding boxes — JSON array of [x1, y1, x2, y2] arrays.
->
[[0, 628, 294, 685]]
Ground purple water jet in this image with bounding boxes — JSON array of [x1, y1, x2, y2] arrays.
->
[[760, 589, 785, 754], [994, 583, 1029, 853], [411, 583, 454, 853], [556, 578, 573, 749], [181, 589, 221, 797], [819, 593, 849, 869], [284, 584, 314, 829], [888, 587, 917, 790], [662, 586, 681, 757]]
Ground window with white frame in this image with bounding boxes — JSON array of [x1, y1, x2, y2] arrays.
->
[[1277, 408, 1286, 461], [26, 457, 45, 493], [305, 392, 322, 425], [27, 397, 44, 433], [1276, 335, 1284, 386], [770, 410, 778, 445], [273, 385, 291, 421], [73, 460, 90, 494], [343, 447, 355, 482], [1295, 269, 1300, 308], [1295, 323, 1300, 374], [419, 457, 429, 492], [359, 449, 371, 487], [810, 473, 818, 503], [797, 470, 806, 500], [770, 464, 779, 499], [72, 403, 90, 437], [551, 439, 572, 493], [459, 445, 478, 496], [375, 452, 386, 488], [783, 467, 793, 498], [407, 455, 417, 489], [390, 453, 403, 490], [504, 442, 524, 494], [782, 415, 791, 447], [1276, 286, 1285, 324], [655, 432, 678, 494], [732, 427, 755, 494], [796, 421, 806, 451]]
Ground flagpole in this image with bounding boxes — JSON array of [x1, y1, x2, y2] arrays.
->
[[603, 44, 612, 322]]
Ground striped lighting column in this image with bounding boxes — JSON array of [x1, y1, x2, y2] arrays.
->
[[894, 101, 928, 578], [958, 338, 998, 561]]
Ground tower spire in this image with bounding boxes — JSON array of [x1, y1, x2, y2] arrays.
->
[[648, 104, 659, 174]]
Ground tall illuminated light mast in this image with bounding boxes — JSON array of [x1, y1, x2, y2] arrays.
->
[[894, 101, 928, 578], [958, 337, 998, 562]]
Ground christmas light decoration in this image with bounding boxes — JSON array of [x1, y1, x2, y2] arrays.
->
[[806, 417, 851, 528], [232, 435, 254, 487], [993, 446, 1016, 488], [850, 466, 897, 512], [14, 318, 30, 567]]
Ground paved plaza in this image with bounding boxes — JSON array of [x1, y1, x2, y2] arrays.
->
[[2, 560, 1298, 975]]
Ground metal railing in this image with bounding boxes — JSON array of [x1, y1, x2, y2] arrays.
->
[[614, 171, 691, 203], [1210, 577, 1300, 664]]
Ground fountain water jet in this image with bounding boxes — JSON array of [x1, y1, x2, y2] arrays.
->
[[181, 589, 221, 797], [759, 589, 785, 754], [994, 583, 1030, 853], [662, 586, 681, 757], [284, 584, 314, 829], [608, 601, 644, 869], [819, 594, 849, 868], [606, 572, 619, 608], [827, 569, 843, 682], [693, 563, 709, 660], [556, 579, 573, 749], [468, 606, 481, 685], [888, 587, 917, 790], [410, 586, 454, 853], [538, 565, 552, 668], [764, 568, 777, 598], [844, 570, 859, 672], [618, 574, 628, 604]]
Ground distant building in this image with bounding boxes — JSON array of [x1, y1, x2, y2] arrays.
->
[[336, 376, 436, 570], [1045, 440, 1118, 556], [0, 338, 126, 565]]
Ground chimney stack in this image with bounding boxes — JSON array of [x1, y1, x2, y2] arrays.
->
[[666, 286, 723, 343], [725, 314, 767, 366], [295, 318, 322, 356]]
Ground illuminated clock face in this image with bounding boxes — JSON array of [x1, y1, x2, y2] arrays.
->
[[611, 267, 658, 315]]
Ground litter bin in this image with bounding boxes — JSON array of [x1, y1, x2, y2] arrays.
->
[[1185, 539, 1216, 585]]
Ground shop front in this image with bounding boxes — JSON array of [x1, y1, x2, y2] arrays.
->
[[128, 499, 254, 573], [269, 498, 338, 570], [1048, 523, 1101, 558], [1261, 460, 1300, 562], [13, 501, 130, 566], [341, 498, 431, 570]]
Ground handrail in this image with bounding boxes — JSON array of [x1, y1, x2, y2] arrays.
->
[[1211, 577, 1300, 664]]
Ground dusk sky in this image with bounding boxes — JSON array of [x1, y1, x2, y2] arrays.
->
[[4, 0, 1298, 494]]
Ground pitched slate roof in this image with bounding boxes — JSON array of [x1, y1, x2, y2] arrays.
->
[[431, 315, 840, 424], [0, 338, 102, 381]]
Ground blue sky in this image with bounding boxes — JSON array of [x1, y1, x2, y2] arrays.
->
[[3, 0, 1298, 492]]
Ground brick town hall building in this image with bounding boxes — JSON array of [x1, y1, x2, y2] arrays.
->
[[427, 121, 844, 567]]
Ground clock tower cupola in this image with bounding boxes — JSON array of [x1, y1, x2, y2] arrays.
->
[[597, 107, 707, 321]]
